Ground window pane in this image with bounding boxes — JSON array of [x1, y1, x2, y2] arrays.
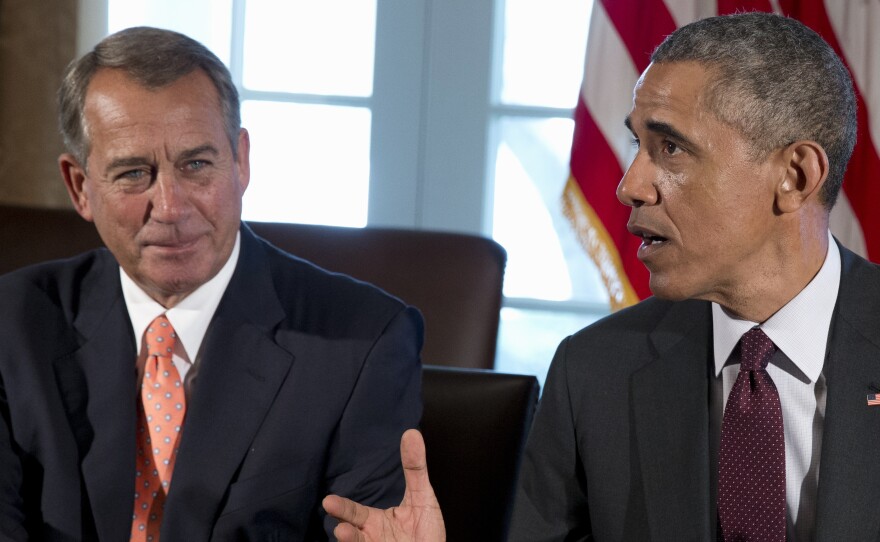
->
[[241, 101, 370, 227], [243, 0, 377, 96], [499, 0, 592, 108], [491, 116, 607, 303], [495, 306, 600, 388], [108, 0, 233, 66]]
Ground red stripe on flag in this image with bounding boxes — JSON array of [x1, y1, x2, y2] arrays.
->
[[599, 0, 677, 73], [779, 0, 880, 261], [840, 96, 880, 261], [570, 99, 651, 300], [845, 109, 880, 259]]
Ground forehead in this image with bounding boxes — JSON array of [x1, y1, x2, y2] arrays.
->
[[83, 68, 224, 134], [81, 68, 228, 163], [628, 61, 716, 130]]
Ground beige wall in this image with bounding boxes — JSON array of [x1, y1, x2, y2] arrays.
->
[[0, 0, 78, 208]]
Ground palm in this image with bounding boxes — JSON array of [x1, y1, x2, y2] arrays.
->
[[323, 430, 446, 542]]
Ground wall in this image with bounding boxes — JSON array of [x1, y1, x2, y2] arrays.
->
[[0, 0, 78, 207]]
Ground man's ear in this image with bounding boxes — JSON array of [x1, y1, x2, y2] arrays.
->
[[235, 128, 251, 194], [59, 153, 94, 222], [774, 140, 829, 214]]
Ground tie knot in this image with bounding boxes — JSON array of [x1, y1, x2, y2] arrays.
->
[[738, 327, 776, 372], [145, 314, 176, 359]]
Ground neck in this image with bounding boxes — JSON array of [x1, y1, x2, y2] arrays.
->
[[709, 222, 830, 323]]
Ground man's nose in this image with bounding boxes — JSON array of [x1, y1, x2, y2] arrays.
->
[[150, 171, 188, 223], [616, 153, 658, 208]]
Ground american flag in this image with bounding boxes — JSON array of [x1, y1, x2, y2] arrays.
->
[[867, 393, 880, 406], [564, 0, 880, 310]]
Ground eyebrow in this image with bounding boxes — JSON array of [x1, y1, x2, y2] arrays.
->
[[178, 144, 220, 162], [105, 156, 151, 176], [624, 116, 698, 150]]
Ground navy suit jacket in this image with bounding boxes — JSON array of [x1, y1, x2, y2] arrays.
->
[[511, 243, 880, 541], [0, 225, 423, 541]]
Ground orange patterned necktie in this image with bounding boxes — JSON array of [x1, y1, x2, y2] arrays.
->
[[131, 315, 186, 541]]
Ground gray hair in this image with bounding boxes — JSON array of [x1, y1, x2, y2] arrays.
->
[[58, 26, 241, 166], [652, 12, 857, 209]]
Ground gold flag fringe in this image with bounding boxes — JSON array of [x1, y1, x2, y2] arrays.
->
[[562, 175, 639, 311]]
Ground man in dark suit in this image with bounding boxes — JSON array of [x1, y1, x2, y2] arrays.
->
[[325, 12, 870, 542], [0, 27, 422, 541]]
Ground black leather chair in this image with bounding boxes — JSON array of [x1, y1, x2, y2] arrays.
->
[[248, 221, 506, 369], [421, 365, 540, 542], [0, 204, 506, 369]]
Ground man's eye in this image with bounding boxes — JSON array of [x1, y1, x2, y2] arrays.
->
[[185, 160, 209, 171], [664, 141, 681, 155], [118, 169, 147, 181]]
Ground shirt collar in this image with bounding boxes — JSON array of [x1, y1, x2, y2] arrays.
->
[[712, 231, 840, 382], [121, 232, 241, 360]]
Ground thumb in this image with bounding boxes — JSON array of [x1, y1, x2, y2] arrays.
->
[[400, 429, 434, 498]]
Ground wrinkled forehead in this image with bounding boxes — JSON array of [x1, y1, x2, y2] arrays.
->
[[628, 62, 718, 126]]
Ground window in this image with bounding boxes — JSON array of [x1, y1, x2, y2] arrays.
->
[[101, 0, 610, 385], [109, 0, 375, 227], [490, 0, 606, 385]]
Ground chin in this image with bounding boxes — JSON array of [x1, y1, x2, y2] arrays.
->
[[646, 275, 693, 302], [146, 268, 209, 296]]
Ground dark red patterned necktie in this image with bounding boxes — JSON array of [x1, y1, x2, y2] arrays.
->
[[718, 327, 785, 542]]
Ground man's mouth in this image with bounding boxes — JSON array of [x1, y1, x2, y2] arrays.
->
[[143, 236, 202, 253], [638, 232, 668, 246], [628, 225, 668, 247]]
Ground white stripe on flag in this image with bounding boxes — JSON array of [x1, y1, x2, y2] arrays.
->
[[824, 0, 880, 158], [581, 0, 640, 173], [662, 0, 716, 29], [830, 193, 868, 258]]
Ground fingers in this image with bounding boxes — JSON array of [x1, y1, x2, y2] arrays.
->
[[333, 521, 366, 542], [322, 494, 370, 528], [323, 496, 369, 542]]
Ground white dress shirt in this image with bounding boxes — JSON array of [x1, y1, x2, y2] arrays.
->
[[121, 232, 240, 397], [711, 231, 840, 542]]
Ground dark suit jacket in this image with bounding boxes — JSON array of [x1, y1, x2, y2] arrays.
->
[[0, 225, 423, 541], [510, 244, 880, 541]]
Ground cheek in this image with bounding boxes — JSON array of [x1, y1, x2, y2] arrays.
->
[[656, 170, 686, 191], [193, 183, 243, 227]]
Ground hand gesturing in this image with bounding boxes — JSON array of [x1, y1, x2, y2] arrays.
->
[[323, 429, 446, 542]]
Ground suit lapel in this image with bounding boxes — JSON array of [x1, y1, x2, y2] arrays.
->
[[631, 300, 714, 541], [163, 228, 295, 540], [815, 247, 880, 539], [52, 252, 139, 541]]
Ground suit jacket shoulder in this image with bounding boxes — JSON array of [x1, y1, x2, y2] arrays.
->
[[813, 242, 880, 539], [254, 230, 423, 338], [512, 295, 715, 542]]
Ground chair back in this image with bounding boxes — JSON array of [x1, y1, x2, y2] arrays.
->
[[0, 204, 103, 273], [420, 365, 539, 542], [249, 222, 506, 369]]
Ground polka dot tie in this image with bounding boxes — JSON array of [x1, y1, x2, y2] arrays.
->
[[718, 327, 785, 542], [131, 315, 186, 542]]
